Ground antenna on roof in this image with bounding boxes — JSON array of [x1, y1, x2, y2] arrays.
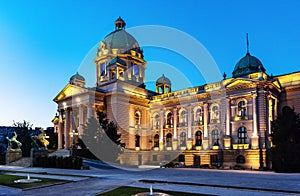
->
[[246, 33, 250, 54]]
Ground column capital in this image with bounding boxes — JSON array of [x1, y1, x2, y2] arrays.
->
[[251, 92, 257, 98]]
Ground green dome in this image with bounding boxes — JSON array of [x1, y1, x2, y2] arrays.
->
[[70, 72, 85, 81], [156, 74, 171, 85], [232, 52, 266, 78], [102, 17, 139, 50]]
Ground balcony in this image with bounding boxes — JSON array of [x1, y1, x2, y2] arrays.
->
[[193, 121, 203, 126], [165, 124, 173, 128], [234, 115, 248, 121], [178, 122, 187, 127], [232, 144, 250, 149]]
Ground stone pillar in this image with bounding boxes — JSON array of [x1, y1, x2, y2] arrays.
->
[[252, 93, 259, 149], [226, 98, 231, 136], [203, 103, 208, 138], [64, 108, 70, 149], [58, 110, 63, 149], [78, 105, 84, 137], [159, 110, 164, 150], [173, 108, 177, 139], [203, 103, 209, 150], [87, 103, 93, 119], [268, 96, 273, 134], [187, 105, 192, 139]]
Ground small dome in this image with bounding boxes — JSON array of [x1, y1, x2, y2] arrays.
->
[[232, 52, 266, 78], [156, 74, 171, 85], [70, 72, 85, 81], [102, 17, 139, 50]]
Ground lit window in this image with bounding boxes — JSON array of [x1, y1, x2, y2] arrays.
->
[[166, 133, 172, 147], [238, 127, 247, 144], [195, 131, 202, 146], [135, 112, 141, 126], [238, 101, 247, 117], [154, 134, 159, 147], [211, 105, 219, 120], [180, 132, 186, 146], [166, 112, 173, 127], [212, 130, 219, 146], [194, 108, 203, 124], [153, 114, 160, 129]]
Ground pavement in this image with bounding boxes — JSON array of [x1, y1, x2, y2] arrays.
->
[[0, 164, 300, 196]]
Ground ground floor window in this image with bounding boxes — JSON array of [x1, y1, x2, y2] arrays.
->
[[166, 133, 172, 147], [236, 155, 246, 164], [154, 134, 159, 148]]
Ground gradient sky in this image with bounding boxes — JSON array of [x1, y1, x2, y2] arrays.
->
[[0, 0, 299, 128]]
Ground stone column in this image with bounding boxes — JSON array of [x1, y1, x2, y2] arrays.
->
[[187, 105, 193, 150], [251, 93, 259, 149], [58, 110, 63, 149], [226, 98, 231, 135], [64, 108, 70, 149], [202, 103, 209, 150], [268, 96, 273, 135], [173, 108, 177, 139], [87, 103, 93, 119], [224, 98, 231, 149], [159, 110, 164, 150], [203, 103, 208, 137], [78, 105, 84, 137]]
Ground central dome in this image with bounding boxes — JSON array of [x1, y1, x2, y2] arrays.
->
[[102, 17, 139, 50], [232, 52, 266, 78]]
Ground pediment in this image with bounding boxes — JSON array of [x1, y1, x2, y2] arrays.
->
[[53, 84, 86, 102], [225, 78, 255, 88]]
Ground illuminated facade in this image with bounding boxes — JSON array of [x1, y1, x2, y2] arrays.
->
[[53, 17, 300, 169]]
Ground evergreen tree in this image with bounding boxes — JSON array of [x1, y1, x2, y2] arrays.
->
[[81, 112, 125, 163], [13, 120, 33, 157], [271, 106, 300, 172]]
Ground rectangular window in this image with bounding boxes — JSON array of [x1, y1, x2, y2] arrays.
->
[[153, 155, 157, 161]]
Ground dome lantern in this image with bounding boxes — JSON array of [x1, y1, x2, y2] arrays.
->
[[156, 74, 171, 94], [114, 16, 126, 30], [69, 72, 86, 87]]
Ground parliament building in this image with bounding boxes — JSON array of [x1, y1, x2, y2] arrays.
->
[[53, 17, 300, 169]]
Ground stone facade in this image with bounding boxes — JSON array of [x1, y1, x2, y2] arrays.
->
[[53, 18, 300, 169]]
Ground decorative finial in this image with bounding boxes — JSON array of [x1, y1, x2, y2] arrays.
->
[[246, 33, 249, 54]]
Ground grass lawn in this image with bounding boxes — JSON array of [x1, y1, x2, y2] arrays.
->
[[98, 186, 214, 196], [0, 174, 68, 189]]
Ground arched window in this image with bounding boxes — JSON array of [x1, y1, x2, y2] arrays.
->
[[238, 127, 247, 144], [180, 110, 187, 126], [153, 114, 160, 129], [195, 108, 203, 125], [154, 134, 159, 148], [212, 130, 219, 146], [166, 112, 173, 127], [238, 101, 247, 117], [135, 134, 140, 148], [100, 62, 107, 76], [166, 133, 172, 147], [135, 111, 141, 126], [211, 104, 219, 120], [195, 131, 202, 146], [180, 132, 186, 146]]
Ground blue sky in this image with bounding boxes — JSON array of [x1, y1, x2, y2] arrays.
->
[[0, 0, 299, 127]]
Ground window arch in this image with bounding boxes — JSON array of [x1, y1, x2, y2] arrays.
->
[[154, 134, 159, 148], [195, 131, 202, 146], [166, 112, 173, 127], [135, 111, 141, 126], [180, 132, 186, 146], [166, 133, 172, 147], [237, 100, 247, 117], [210, 104, 219, 120], [212, 130, 219, 146], [238, 127, 247, 144], [236, 155, 246, 164], [179, 109, 187, 126], [194, 107, 203, 125], [153, 113, 160, 129]]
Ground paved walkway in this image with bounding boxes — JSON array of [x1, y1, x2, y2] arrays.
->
[[0, 165, 300, 195]]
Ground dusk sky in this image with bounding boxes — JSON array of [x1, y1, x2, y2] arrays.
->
[[0, 0, 299, 128]]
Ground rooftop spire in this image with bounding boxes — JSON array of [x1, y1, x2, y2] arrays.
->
[[246, 33, 250, 54]]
